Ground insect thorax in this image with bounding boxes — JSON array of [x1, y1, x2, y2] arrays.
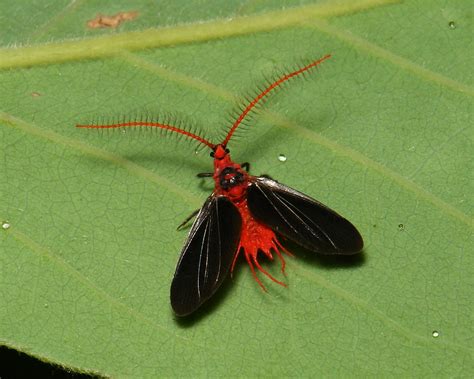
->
[[219, 167, 245, 190]]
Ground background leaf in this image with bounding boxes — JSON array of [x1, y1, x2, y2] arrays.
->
[[1, 0, 472, 377]]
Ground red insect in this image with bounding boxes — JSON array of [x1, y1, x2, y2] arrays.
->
[[77, 54, 363, 316]]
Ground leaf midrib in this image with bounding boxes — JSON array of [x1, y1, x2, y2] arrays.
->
[[0, 0, 399, 70]]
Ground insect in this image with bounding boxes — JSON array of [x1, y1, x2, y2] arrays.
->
[[77, 54, 363, 316]]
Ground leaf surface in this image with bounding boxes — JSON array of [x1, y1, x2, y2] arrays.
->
[[1, 0, 472, 377]]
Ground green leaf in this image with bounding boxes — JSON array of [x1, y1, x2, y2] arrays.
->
[[1, 0, 472, 377]]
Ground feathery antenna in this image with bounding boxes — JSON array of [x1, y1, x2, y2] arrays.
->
[[221, 54, 332, 147], [76, 121, 216, 150], [76, 54, 331, 152]]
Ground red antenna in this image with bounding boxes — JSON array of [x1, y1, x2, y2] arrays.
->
[[76, 54, 332, 150], [76, 120, 216, 150], [222, 54, 332, 147]]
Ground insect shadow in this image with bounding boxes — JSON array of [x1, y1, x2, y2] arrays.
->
[[283, 239, 366, 269], [121, 151, 209, 173]]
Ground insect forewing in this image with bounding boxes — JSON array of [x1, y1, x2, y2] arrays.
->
[[171, 195, 242, 316], [247, 177, 363, 254]]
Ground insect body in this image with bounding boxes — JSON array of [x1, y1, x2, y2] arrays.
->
[[77, 54, 364, 316]]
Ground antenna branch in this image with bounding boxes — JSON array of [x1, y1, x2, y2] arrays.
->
[[222, 54, 332, 147]]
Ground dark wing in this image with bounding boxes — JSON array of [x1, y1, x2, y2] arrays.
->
[[170, 195, 242, 316], [247, 177, 363, 255]]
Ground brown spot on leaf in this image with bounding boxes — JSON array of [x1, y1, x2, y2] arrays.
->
[[31, 92, 41, 97], [87, 11, 138, 29]]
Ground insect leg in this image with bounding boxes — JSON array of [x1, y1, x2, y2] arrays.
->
[[243, 251, 267, 292], [176, 209, 200, 230], [196, 172, 213, 178], [274, 240, 294, 273], [230, 248, 242, 275], [241, 162, 250, 172], [251, 254, 287, 287]]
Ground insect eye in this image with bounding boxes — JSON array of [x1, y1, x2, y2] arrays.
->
[[210, 152, 215, 157], [225, 148, 230, 153], [219, 178, 229, 189]]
